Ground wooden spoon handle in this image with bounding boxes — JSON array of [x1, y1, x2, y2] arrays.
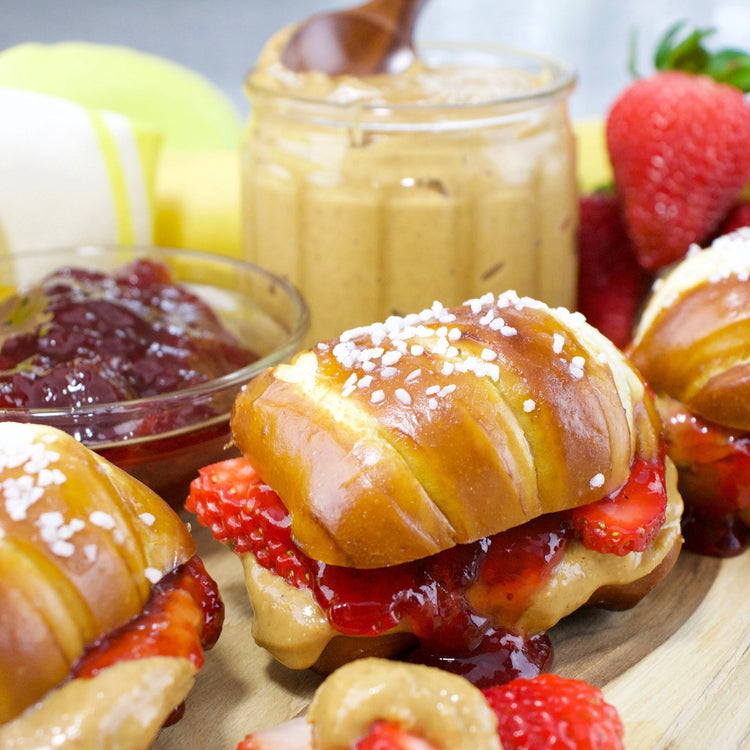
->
[[360, 0, 430, 39]]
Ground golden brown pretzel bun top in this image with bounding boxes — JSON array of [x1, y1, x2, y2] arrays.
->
[[232, 292, 660, 569], [630, 230, 750, 431], [0, 422, 195, 723]]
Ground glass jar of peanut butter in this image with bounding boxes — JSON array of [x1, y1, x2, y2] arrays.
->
[[243, 31, 577, 343]]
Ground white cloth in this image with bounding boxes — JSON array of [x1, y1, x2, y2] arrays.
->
[[0, 87, 157, 257]]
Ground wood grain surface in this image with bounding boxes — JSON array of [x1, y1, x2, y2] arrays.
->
[[153, 520, 749, 749]]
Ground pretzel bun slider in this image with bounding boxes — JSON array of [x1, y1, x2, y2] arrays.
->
[[0, 422, 223, 749], [188, 291, 682, 682], [629, 228, 750, 556]]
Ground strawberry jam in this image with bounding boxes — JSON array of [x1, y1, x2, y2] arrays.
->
[[659, 397, 750, 557], [0, 259, 256, 442], [190, 455, 670, 687], [69, 555, 224, 724]]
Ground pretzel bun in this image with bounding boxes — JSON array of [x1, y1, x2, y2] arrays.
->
[[630, 229, 750, 431], [0, 422, 199, 743], [232, 291, 661, 569]]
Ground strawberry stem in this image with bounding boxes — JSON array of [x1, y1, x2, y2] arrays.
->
[[630, 20, 750, 92]]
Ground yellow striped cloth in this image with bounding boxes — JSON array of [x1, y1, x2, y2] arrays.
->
[[0, 87, 159, 255]]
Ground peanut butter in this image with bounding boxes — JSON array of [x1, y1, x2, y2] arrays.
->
[[241, 461, 682, 670], [243, 26, 578, 343], [307, 658, 501, 750]]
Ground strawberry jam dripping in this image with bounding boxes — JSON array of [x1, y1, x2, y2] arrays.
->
[[315, 515, 566, 686], [188, 459, 572, 686], [69, 555, 224, 724], [660, 398, 750, 557]]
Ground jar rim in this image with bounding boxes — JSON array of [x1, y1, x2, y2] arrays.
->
[[244, 40, 577, 116]]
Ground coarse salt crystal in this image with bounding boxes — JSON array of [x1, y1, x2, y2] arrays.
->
[[523, 399, 536, 412], [50, 539, 75, 557], [139, 512, 156, 527], [481, 348, 497, 361], [552, 333, 565, 354], [590, 473, 605, 489], [405, 369, 422, 382], [395, 388, 412, 405], [371, 390, 386, 404], [89, 511, 116, 530], [381, 350, 402, 367], [144, 567, 163, 584], [410, 344, 424, 356]]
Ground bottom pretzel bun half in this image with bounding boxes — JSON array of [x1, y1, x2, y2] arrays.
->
[[0, 422, 223, 749], [188, 291, 682, 673]]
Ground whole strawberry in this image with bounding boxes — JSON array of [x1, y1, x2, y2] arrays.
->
[[606, 24, 750, 271], [715, 199, 750, 236], [483, 673, 625, 750], [576, 190, 653, 348]]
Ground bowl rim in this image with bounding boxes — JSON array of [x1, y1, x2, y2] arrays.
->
[[0, 244, 310, 427]]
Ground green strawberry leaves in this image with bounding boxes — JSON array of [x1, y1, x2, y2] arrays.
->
[[630, 21, 750, 92]]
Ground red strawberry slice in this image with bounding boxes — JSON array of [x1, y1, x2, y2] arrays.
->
[[354, 722, 439, 750], [576, 191, 653, 348], [186, 457, 311, 588], [482, 673, 624, 750], [571, 456, 667, 555], [236, 717, 313, 750]]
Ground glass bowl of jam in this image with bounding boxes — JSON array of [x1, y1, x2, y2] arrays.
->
[[0, 245, 309, 506]]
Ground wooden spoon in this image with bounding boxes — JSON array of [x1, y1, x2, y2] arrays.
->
[[281, 0, 430, 77]]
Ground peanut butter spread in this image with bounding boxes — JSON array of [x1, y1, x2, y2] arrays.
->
[[242, 459, 682, 669], [306, 658, 501, 750], [243, 27, 577, 343]]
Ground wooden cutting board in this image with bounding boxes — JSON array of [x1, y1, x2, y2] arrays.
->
[[153, 521, 750, 750]]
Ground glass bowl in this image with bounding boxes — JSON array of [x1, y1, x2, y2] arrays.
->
[[0, 245, 309, 507]]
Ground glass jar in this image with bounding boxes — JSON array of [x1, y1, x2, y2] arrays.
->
[[243, 42, 577, 343]]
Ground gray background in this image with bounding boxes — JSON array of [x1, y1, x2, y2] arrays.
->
[[1, 0, 748, 121]]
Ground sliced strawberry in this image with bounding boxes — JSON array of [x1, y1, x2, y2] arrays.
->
[[236, 717, 313, 750], [186, 457, 311, 588], [482, 673, 624, 750], [576, 191, 653, 348], [354, 721, 439, 750], [658, 396, 750, 556], [571, 456, 667, 555]]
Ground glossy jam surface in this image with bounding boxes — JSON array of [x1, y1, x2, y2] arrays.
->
[[661, 398, 750, 556], [0, 259, 257, 440], [71, 555, 223, 677], [191, 456, 666, 687], [70, 555, 224, 723]]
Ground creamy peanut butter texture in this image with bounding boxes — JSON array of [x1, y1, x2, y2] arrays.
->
[[242, 460, 682, 669], [307, 658, 501, 750], [243, 26, 577, 343]]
